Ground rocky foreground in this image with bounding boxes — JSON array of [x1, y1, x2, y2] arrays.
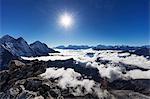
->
[[0, 59, 99, 99], [0, 59, 150, 99]]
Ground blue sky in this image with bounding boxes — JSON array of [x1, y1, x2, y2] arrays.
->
[[0, 0, 149, 47]]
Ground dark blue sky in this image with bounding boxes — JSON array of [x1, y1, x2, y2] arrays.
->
[[1, 0, 149, 46]]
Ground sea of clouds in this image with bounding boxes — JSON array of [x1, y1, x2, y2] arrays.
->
[[22, 49, 150, 98]]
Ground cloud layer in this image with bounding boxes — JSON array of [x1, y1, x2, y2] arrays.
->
[[22, 49, 150, 98]]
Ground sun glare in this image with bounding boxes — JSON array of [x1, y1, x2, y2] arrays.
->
[[59, 13, 73, 28]]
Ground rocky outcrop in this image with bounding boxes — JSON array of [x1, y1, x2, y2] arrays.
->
[[0, 59, 100, 99], [0, 45, 18, 70], [110, 90, 150, 99], [0, 60, 47, 91], [0, 60, 64, 99], [108, 79, 150, 96]]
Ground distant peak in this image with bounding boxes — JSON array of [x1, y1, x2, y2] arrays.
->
[[17, 37, 25, 41], [0, 35, 15, 42], [17, 37, 23, 39], [34, 41, 42, 44], [30, 41, 43, 46], [1, 35, 14, 39]]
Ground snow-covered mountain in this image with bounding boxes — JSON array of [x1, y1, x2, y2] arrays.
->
[[0, 35, 58, 57], [55, 44, 150, 57], [30, 41, 59, 56], [93, 45, 140, 50], [56, 44, 149, 51], [0, 35, 34, 56], [0, 36, 150, 98], [0, 35, 59, 70], [55, 45, 92, 50], [55, 45, 140, 50]]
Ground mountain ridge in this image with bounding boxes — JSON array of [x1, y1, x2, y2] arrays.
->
[[0, 35, 59, 70], [55, 44, 150, 50]]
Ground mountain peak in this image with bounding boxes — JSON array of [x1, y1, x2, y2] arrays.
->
[[34, 41, 42, 44], [0, 35, 15, 44], [0, 35, 58, 57], [30, 40, 58, 56], [17, 37, 26, 42], [30, 41, 44, 46], [17, 37, 24, 40], [1, 35, 14, 40]]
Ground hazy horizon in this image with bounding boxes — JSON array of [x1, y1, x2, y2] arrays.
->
[[1, 34, 150, 48]]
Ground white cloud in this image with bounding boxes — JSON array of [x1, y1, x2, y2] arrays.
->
[[125, 70, 150, 79], [22, 49, 150, 98], [23, 49, 150, 84], [97, 50, 150, 69], [40, 67, 107, 98]]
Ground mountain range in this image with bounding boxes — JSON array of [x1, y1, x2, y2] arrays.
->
[[0, 35, 149, 70], [56, 45, 150, 57], [0, 35, 150, 98], [56, 45, 149, 50], [0, 35, 59, 70], [55, 45, 92, 50]]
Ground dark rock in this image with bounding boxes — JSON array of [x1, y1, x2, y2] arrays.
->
[[134, 47, 150, 57], [85, 52, 95, 57], [116, 62, 149, 71], [110, 90, 150, 99], [7, 60, 45, 79], [24, 79, 42, 91], [64, 93, 99, 99], [109, 79, 150, 96], [0, 60, 64, 99], [0, 60, 47, 92], [0, 70, 9, 90], [96, 57, 110, 65], [0, 45, 17, 70]]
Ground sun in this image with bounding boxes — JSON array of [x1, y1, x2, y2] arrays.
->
[[59, 13, 73, 28]]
